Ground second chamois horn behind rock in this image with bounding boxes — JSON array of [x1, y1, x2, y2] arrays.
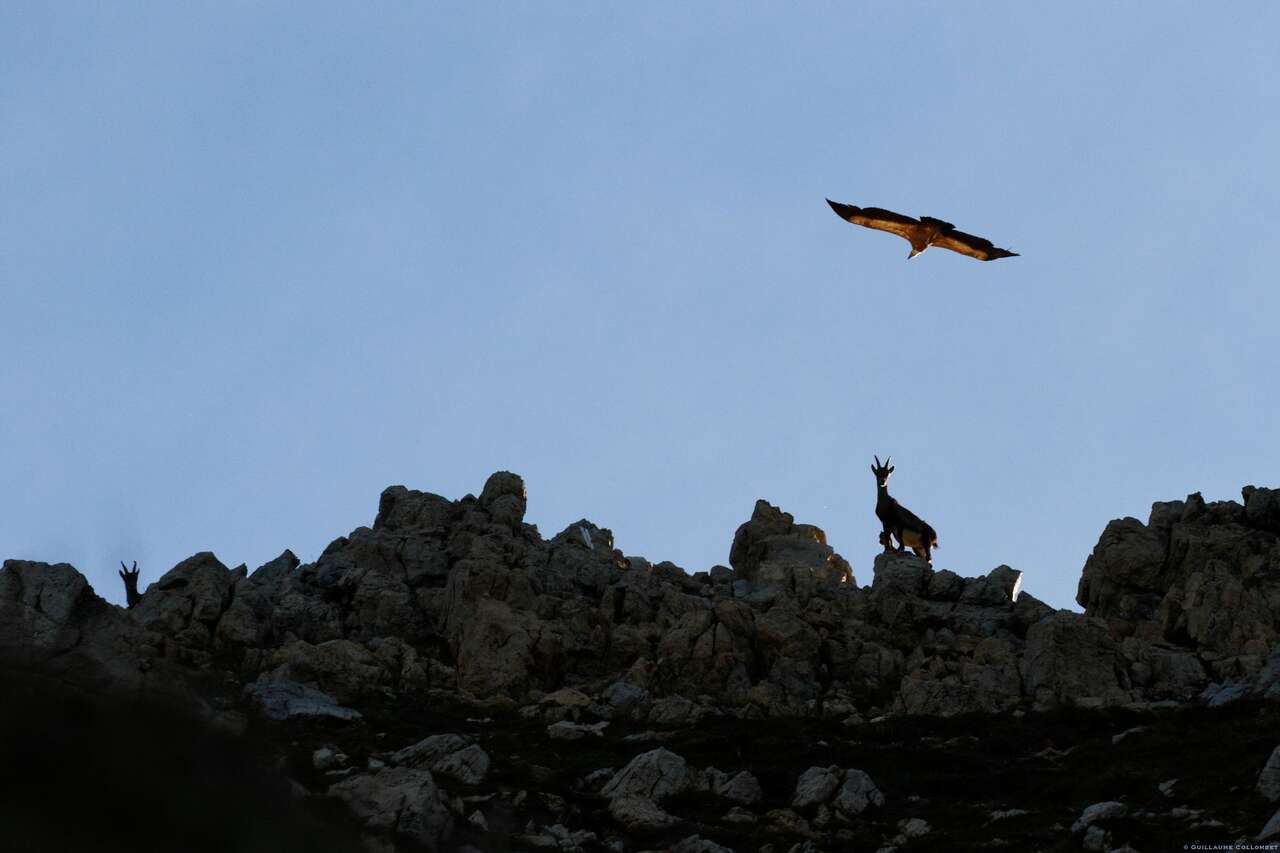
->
[[871, 456, 939, 563]]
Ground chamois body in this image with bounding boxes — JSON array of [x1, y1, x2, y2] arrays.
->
[[871, 457, 938, 563]]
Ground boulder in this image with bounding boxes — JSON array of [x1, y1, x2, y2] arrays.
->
[[601, 748, 690, 802], [390, 734, 490, 784], [792, 766, 842, 809], [242, 679, 362, 722], [608, 795, 677, 831], [832, 769, 884, 816], [1259, 746, 1280, 802], [329, 767, 453, 850]]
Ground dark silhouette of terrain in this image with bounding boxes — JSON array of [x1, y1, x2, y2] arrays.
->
[[0, 672, 364, 853]]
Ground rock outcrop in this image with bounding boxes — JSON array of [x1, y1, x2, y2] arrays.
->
[[4, 474, 1280, 852]]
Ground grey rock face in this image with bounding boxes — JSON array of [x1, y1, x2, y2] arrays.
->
[[833, 769, 884, 816], [133, 552, 243, 659], [1021, 614, 1129, 710], [390, 734, 490, 784], [1071, 800, 1127, 833], [669, 835, 735, 853], [328, 767, 453, 850], [242, 679, 363, 722], [608, 795, 677, 830], [792, 766, 843, 808], [1261, 807, 1280, 841], [729, 499, 854, 589], [7, 474, 1277, 770], [601, 748, 690, 802], [715, 770, 763, 805], [547, 721, 608, 741], [1259, 745, 1280, 801], [0, 560, 92, 657], [1079, 488, 1280, 658]]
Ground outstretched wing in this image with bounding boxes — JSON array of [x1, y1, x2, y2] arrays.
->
[[826, 199, 923, 245], [932, 229, 1019, 261]]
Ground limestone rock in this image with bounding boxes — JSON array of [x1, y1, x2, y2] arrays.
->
[[715, 770, 763, 805], [670, 835, 735, 853], [1259, 746, 1280, 801], [390, 734, 490, 784], [608, 795, 677, 831], [242, 679, 363, 722], [729, 499, 853, 589], [1260, 808, 1280, 841], [832, 769, 884, 816], [1021, 613, 1128, 710], [547, 721, 608, 741], [329, 767, 453, 850], [792, 766, 842, 808], [1071, 801, 1127, 833], [132, 552, 242, 657], [601, 748, 690, 802], [1078, 490, 1280, 659]]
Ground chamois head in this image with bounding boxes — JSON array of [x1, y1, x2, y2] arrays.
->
[[870, 455, 895, 488], [118, 560, 141, 609]]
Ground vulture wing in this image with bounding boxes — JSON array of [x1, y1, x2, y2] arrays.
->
[[826, 199, 923, 244], [931, 229, 1019, 261]]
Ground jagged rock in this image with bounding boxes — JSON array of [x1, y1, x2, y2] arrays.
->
[[1079, 489, 1280, 659], [1071, 801, 1127, 833], [729, 499, 853, 589], [389, 734, 490, 784], [670, 835, 735, 853], [869, 552, 932, 627], [478, 471, 527, 531], [1261, 808, 1280, 841], [764, 808, 813, 838], [602, 680, 650, 716], [1021, 613, 1129, 710], [1244, 486, 1280, 535], [313, 746, 348, 771], [648, 695, 703, 727], [541, 687, 593, 708], [792, 766, 843, 808], [329, 767, 453, 850], [601, 748, 690, 802], [215, 550, 299, 652], [547, 721, 608, 741], [242, 679, 363, 722], [1258, 746, 1280, 801], [1081, 824, 1109, 851], [715, 770, 763, 805], [132, 552, 243, 658], [261, 638, 391, 703], [832, 769, 884, 816], [608, 795, 676, 830]]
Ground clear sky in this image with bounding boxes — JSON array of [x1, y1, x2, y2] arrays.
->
[[3, 4, 1277, 610]]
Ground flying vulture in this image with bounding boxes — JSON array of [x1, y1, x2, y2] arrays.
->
[[826, 199, 1018, 261]]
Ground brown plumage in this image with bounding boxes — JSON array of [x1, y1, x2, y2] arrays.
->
[[826, 199, 1018, 261]]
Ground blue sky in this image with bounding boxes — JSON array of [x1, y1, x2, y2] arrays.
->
[[3, 4, 1277, 610]]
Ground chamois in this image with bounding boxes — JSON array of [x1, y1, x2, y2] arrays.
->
[[871, 456, 938, 563], [118, 561, 141, 609]]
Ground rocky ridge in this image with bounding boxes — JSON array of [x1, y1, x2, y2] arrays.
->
[[4, 473, 1280, 851]]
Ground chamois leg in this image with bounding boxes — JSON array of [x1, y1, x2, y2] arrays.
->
[[878, 529, 894, 552], [892, 528, 905, 552]]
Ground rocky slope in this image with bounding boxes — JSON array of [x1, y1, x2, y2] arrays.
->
[[3, 473, 1280, 852]]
